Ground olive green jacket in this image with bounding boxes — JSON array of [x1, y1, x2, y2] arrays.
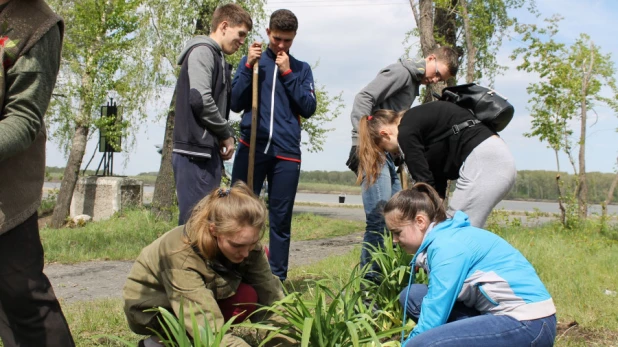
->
[[123, 226, 284, 346]]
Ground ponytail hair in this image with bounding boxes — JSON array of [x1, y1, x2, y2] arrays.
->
[[356, 109, 402, 186], [183, 181, 267, 261], [384, 182, 447, 225]]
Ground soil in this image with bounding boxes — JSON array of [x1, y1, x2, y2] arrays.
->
[[556, 321, 618, 346]]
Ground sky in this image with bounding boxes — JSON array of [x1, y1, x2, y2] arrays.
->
[[45, 0, 618, 176]]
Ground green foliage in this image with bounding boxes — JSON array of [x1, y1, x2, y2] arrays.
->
[[47, 0, 156, 153], [404, 0, 535, 84], [39, 188, 58, 217], [361, 234, 413, 330], [243, 267, 405, 347], [511, 16, 618, 222], [301, 79, 344, 153], [152, 303, 237, 347], [512, 16, 618, 156], [104, 303, 237, 347], [459, 0, 533, 83], [512, 15, 618, 147]]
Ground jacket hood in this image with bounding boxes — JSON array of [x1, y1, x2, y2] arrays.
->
[[399, 57, 427, 83], [177, 35, 221, 65]]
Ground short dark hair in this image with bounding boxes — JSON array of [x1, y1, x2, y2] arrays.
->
[[429, 46, 460, 77], [269, 9, 298, 32], [211, 3, 253, 33]]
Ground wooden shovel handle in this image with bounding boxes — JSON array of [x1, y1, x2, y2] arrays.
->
[[248, 60, 259, 189]]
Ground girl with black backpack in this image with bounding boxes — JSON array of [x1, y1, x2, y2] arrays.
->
[[356, 101, 516, 227]]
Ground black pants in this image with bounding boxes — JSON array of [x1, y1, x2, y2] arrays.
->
[[0, 213, 74, 347], [231, 143, 300, 281]]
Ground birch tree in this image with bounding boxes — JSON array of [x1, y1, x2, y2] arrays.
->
[[512, 16, 618, 222], [48, 0, 155, 228]]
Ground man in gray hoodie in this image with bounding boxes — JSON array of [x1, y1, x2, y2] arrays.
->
[[172, 4, 252, 225], [346, 46, 459, 284]]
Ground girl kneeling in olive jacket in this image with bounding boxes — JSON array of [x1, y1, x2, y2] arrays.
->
[[123, 181, 284, 347]]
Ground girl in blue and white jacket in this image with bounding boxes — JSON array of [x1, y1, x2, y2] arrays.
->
[[384, 183, 557, 346]]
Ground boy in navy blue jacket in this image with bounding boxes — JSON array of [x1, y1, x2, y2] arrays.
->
[[231, 9, 316, 281]]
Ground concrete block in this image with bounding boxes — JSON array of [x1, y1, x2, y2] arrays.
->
[[70, 176, 143, 221]]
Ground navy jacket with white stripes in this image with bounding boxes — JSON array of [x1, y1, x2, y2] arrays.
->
[[231, 48, 316, 162]]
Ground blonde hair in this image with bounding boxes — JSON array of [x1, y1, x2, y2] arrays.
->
[[183, 181, 267, 261], [356, 109, 403, 186], [384, 183, 447, 225]]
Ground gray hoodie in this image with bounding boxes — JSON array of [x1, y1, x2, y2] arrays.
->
[[176, 35, 233, 140], [350, 58, 426, 145]]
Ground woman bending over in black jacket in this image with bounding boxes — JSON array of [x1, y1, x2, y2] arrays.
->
[[356, 101, 516, 227]]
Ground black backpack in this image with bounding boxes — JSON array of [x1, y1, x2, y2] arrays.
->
[[430, 83, 515, 143]]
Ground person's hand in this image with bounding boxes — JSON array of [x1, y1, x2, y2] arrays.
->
[[220, 137, 235, 161], [345, 146, 359, 175], [247, 42, 262, 67], [276, 51, 291, 73], [392, 152, 405, 167]]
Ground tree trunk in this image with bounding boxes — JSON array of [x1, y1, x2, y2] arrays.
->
[[414, 0, 444, 103], [435, 0, 457, 45], [553, 149, 567, 226], [433, 0, 457, 205], [150, 1, 219, 221], [577, 45, 594, 219], [150, 91, 177, 221], [459, 0, 476, 83], [601, 157, 618, 221], [50, 125, 89, 228]]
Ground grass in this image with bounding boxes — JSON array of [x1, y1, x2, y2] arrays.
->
[[41, 209, 176, 264], [40, 208, 363, 264], [13, 212, 617, 346], [490, 222, 618, 332], [284, 213, 363, 241]]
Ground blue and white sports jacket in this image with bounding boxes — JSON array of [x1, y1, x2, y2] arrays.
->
[[231, 48, 316, 162], [403, 211, 556, 342]]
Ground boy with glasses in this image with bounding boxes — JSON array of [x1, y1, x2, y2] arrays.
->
[[345, 46, 459, 286]]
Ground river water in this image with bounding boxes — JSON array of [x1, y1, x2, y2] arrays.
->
[[43, 182, 618, 215]]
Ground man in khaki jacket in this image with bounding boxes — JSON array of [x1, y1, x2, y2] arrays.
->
[[0, 0, 75, 345]]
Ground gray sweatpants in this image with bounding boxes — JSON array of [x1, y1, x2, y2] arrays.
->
[[447, 135, 516, 227]]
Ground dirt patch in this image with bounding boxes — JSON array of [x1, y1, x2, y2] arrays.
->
[[556, 321, 618, 346], [45, 231, 364, 303]]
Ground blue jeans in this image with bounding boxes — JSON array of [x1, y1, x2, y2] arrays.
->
[[360, 154, 401, 282], [400, 284, 557, 346]]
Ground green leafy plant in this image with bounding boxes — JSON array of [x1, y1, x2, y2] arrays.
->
[[243, 267, 404, 347], [103, 302, 237, 347], [360, 233, 413, 330]]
